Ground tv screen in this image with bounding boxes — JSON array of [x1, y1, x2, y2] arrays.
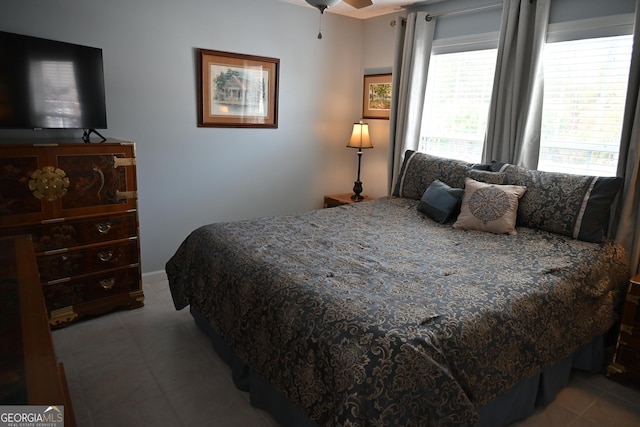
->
[[0, 31, 107, 130]]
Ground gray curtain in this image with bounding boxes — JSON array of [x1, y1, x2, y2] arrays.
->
[[482, 0, 550, 168], [612, 1, 640, 276], [388, 12, 436, 194]]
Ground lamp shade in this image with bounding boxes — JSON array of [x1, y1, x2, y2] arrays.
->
[[347, 122, 373, 149]]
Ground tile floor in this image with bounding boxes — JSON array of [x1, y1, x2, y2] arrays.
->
[[52, 276, 640, 427]]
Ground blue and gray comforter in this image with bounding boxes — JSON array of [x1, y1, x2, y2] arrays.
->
[[166, 197, 629, 426]]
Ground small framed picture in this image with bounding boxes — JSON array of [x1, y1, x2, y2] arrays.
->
[[362, 73, 392, 120], [197, 49, 279, 128]]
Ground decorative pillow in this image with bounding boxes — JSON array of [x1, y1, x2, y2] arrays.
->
[[489, 161, 509, 173], [467, 169, 505, 185], [453, 178, 527, 235], [393, 150, 472, 200], [417, 180, 465, 223], [470, 163, 493, 171], [489, 162, 622, 243]]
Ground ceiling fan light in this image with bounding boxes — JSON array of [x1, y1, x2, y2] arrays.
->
[[305, 0, 342, 12]]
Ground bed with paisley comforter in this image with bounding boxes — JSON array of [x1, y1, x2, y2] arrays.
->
[[167, 151, 630, 427]]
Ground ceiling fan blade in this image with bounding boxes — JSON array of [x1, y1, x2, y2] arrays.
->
[[343, 0, 373, 9]]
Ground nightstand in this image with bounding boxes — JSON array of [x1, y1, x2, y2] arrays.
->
[[607, 273, 640, 385], [324, 193, 376, 208]]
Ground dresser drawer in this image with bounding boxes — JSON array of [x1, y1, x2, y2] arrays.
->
[[1, 212, 138, 252], [611, 344, 640, 382], [43, 265, 140, 310], [616, 344, 640, 370], [620, 281, 640, 337], [38, 240, 139, 282], [608, 275, 640, 385]]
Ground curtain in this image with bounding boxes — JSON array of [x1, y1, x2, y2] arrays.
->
[[388, 12, 436, 194], [482, 0, 550, 169], [612, 1, 640, 276]]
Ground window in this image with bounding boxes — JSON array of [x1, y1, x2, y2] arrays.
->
[[419, 48, 497, 163], [539, 35, 633, 176], [416, 8, 633, 170]]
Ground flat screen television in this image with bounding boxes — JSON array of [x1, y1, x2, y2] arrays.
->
[[0, 31, 107, 138]]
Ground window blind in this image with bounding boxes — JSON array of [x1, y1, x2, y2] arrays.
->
[[538, 34, 633, 176], [419, 48, 497, 163]]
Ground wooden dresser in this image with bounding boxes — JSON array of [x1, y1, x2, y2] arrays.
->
[[607, 273, 640, 385], [0, 142, 144, 327], [0, 235, 75, 425]]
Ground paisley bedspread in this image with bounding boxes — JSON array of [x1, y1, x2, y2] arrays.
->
[[166, 196, 629, 426]]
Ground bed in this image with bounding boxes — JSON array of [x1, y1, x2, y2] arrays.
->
[[167, 150, 630, 426]]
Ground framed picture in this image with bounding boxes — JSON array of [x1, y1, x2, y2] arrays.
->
[[197, 49, 279, 128], [362, 73, 392, 120]]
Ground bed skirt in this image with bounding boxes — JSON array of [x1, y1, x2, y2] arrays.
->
[[190, 308, 605, 427]]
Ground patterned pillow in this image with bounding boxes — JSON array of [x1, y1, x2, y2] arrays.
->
[[453, 178, 527, 235], [490, 162, 622, 242], [417, 180, 464, 223], [467, 169, 505, 185], [393, 150, 473, 200]]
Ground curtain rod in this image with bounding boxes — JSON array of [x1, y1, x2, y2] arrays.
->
[[425, 1, 503, 21]]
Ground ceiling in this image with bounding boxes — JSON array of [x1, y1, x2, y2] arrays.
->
[[280, 0, 418, 20]]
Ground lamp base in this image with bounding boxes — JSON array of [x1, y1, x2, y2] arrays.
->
[[351, 180, 364, 201]]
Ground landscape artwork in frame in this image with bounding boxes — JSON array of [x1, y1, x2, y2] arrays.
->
[[363, 73, 392, 120], [198, 49, 279, 128]]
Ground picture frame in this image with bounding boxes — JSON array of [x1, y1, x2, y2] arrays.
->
[[197, 49, 279, 128], [362, 73, 392, 120]]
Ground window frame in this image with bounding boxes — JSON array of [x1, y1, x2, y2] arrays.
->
[[537, 13, 635, 176], [416, 12, 635, 169]]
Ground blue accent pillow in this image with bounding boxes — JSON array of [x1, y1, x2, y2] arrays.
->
[[418, 180, 465, 223]]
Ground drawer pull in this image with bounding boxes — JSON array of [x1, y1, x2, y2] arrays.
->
[[96, 221, 113, 234], [97, 251, 114, 262], [620, 325, 634, 335], [100, 277, 116, 290], [608, 363, 626, 375]]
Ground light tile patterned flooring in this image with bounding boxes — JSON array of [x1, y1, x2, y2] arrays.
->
[[52, 277, 640, 427]]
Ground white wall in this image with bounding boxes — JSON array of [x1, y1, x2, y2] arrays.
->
[[361, 12, 404, 196], [0, 0, 399, 273]]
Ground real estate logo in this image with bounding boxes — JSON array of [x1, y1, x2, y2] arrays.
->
[[0, 405, 64, 427]]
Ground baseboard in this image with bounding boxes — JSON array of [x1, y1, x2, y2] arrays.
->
[[142, 270, 167, 284]]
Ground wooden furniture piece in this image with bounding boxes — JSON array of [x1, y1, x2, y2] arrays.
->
[[0, 142, 144, 327], [0, 235, 76, 426], [608, 273, 640, 384], [323, 192, 375, 208]]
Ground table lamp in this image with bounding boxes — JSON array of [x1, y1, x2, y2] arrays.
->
[[347, 121, 373, 201]]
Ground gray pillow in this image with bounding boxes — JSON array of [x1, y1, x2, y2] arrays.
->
[[490, 161, 622, 242], [393, 150, 472, 200], [418, 180, 465, 223], [467, 169, 505, 185]]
